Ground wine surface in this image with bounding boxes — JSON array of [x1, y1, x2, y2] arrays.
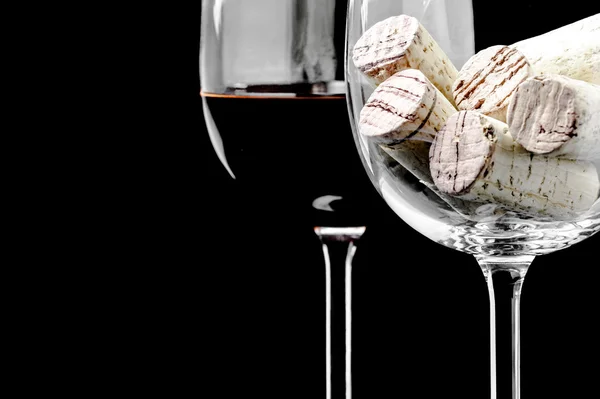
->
[[201, 91, 382, 227]]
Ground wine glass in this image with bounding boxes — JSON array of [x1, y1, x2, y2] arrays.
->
[[346, 1, 599, 398], [200, 1, 387, 398]]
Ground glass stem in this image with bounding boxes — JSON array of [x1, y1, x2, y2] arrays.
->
[[476, 255, 534, 399], [314, 226, 366, 399]]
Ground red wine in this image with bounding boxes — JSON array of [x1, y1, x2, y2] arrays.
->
[[201, 91, 382, 227]]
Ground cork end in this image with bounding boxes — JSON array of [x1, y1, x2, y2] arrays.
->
[[429, 111, 496, 195], [359, 69, 436, 143], [507, 75, 578, 154], [352, 15, 419, 84], [453, 45, 533, 122]]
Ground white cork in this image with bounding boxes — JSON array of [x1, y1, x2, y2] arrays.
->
[[429, 111, 600, 218], [452, 45, 533, 122], [359, 69, 457, 145], [507, 74, 600, 160], [351, 14, 458, 105]]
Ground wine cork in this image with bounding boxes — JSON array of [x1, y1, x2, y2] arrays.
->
[[351, 14, 458, 105], [512, 14, 600, 83], [507, 74, 600, 160], [452, 45, 532, 123], [359, 69, 456, 145], [429, 111, 600, 218]]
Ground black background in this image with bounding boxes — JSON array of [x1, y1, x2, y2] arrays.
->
[[197, 2, 600, 398]]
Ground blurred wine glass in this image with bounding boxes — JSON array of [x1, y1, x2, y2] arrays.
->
[[200, 1, 383, 398]]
